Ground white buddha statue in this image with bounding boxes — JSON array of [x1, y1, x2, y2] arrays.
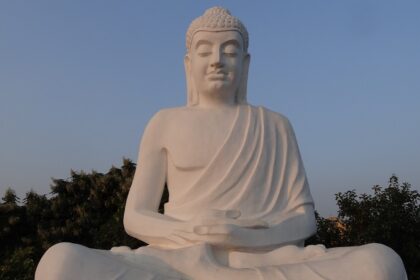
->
[[35, 7, 407, 280]]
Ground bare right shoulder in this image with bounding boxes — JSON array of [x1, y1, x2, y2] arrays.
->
[[147, 106, 190, 128], [142, 106, 190, 147]]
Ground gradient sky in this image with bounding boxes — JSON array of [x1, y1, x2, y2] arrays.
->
[[1, 1, 419, 216]]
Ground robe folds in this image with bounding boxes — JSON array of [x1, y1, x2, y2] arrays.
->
[[35, 105, 407, 280], [164, 105, 314, 226]]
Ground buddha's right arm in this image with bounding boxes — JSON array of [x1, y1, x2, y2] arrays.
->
[[122, 111, 190, 248], [124, 208, 190, 248]]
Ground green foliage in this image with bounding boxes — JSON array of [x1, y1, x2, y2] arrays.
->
[[306, 212, 346, 247], [2, 188, 19, 205], [0, 159, 143, 279], [0, 247, 36, 280], [308, 175, 420, 280]]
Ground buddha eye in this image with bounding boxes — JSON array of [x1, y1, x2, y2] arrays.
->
[[223, 52, 237, 58], [223, 45, 239, 57], [198, 51, 212, 57], [196, 44, 212, 57]]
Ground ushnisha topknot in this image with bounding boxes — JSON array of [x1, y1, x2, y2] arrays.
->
[[186, 7, 249, 52]]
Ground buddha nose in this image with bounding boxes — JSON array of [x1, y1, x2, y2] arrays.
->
[[211, 61, 223, 68], [210, 51, 223, 68]]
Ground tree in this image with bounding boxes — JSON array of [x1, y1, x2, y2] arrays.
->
[[308, 175, 420, 280], [0, 159, 143, 279], [2, 188, 19, 205], [0, 188, 26, 261]]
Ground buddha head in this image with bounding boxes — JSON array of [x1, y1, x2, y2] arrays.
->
[[185, 7, 250, 106]]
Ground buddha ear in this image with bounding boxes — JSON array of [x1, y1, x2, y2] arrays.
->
[[184, 54, 198, 106], [237, 53, 250, 104], [184, 54, 191, 72]]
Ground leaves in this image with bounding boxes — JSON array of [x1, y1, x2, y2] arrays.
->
[[1, 188, 19, 205], [0, 158, 144, 279], [307, 175, 420, 280]]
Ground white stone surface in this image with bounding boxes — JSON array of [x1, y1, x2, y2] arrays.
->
[[35, 7, 407, 280]]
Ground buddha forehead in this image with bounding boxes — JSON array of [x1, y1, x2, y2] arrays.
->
[[186, 7, 249, 53], [191, 30, 244, 50]]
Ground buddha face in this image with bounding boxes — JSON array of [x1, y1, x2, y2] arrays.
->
[[186, 30, 249, 103]]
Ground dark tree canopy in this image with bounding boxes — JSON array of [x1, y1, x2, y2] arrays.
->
[[307, 175, 420, 280], [0, 159, 143, 280]]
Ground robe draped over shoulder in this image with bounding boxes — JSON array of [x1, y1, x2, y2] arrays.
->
[[164, 105, 314, 224]]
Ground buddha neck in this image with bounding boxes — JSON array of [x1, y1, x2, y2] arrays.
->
[[196, 91, 236, 109]]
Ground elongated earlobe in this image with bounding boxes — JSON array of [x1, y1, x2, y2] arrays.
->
[[236, 53, 250, 104], [185, 54, 198, 106]]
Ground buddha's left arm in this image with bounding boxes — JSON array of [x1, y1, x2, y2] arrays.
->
[[192, 203, 316, 250], [236, 203, 317, 249]]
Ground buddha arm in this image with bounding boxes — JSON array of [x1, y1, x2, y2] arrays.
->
[[232, 204, 317, 249], [123, 112, 187, 247], [188, 204, 316, 250]]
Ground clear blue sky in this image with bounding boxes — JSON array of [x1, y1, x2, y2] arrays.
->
[[1, 1, 419, 216]]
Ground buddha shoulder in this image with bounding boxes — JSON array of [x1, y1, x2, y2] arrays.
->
[[147, 106, 199, 129], [142, 106, 200, 146], [256, 106, 293, 129]]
